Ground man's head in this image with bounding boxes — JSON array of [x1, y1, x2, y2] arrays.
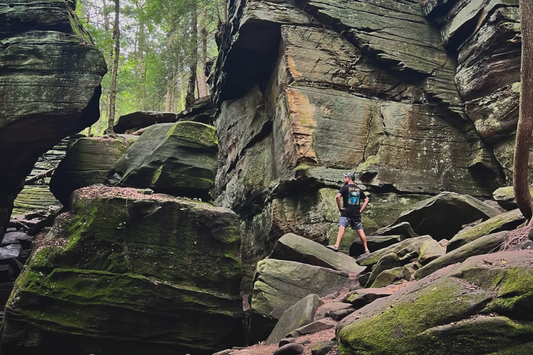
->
[[343, 173, 355, 184]]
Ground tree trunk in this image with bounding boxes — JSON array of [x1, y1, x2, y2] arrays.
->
[[185, 2, 198, 107], [106, 0, 120, 135], [513, 0, 533, 221], [197, 8, 209, 98], [102, 0, 110, 31], [165, 86, 173, 112]]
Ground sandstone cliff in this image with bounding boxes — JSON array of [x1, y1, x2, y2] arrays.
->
[[0, 0, 107, 238], [211, 0, 518, 288]]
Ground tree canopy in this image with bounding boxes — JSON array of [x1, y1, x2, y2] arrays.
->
[[76, 0, 224, 135]]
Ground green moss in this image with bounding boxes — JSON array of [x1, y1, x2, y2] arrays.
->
[[152, 165, 163, 185], [338, 277, 489, 354], [167, 121, 218, 147]]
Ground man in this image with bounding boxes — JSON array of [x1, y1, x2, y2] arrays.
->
[[327, 173, 370, 254]]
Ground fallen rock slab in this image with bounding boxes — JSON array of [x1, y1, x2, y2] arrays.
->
[[270, 233, 365, 274], [50, 136, 130, 205], [273, 343, 304, 355], [356, 236, 434, 268], [287, 319, 337, 338], [393, 192, 500, 240], [249, 259, 351, 343], [113, 111, 177, 134], [415, 232, 507, 279], [418, 238, 444, 265], [311, 341, 337, 355], [343, 287, 395, 308], [266, 294, 323, 345], [0, 186, 243, 355], [447, 209, 525, 252], [315, 302, 353, 320], [349, 235, 405, 257], [375, 222, 418, 239], [108, 121, 218, 200]]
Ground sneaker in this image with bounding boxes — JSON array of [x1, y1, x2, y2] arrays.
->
[[327, 245, 339, 252]]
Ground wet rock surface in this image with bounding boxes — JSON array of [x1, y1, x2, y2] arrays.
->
[[0, 186, 243, 355], [108, 121, 218, 200], [0, 0, 106, 237]]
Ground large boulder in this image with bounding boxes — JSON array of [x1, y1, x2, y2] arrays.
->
[[249, 259, 352, 343], [415, 232, 507, 279], [393, 192, 501, 240], [336, 251, 533, 355], [113, 111, 177, 134], [492, 186, 533, 210], [108, 121, 218, 200], [0, 186, 243, 355], [447, 209, 525, 251], [50, 136, 131, 205], [356, 235, 434, 268], [0, 0, 106, 236], [269, 233, 366, 274]]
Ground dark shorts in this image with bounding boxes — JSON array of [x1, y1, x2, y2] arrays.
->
[[339, 216, 363, 230]]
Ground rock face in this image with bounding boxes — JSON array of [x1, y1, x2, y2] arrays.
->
[[0, 0, 106, 237], [108, 121, 218, 200], [423, 0, 522, 182], [50, 136, 131, 205], [211, 0, 508, 288], [337, 251, 533, 355], [12, 137, 76, 216], [0, 186, 243, 355]]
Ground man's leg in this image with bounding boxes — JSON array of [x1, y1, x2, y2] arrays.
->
[[356, 228, 369, 253], [333, 225, 346, 249]]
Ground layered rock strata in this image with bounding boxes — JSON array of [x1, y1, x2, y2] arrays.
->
[[212, 0, 505, 287], [0, 186, 243, 355], [0, 0, 106, 237], [422, 0, 522, 181]]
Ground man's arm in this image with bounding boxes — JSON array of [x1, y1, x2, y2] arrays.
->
[[336, 193, 343, 212], [360, 197, 369, 213]]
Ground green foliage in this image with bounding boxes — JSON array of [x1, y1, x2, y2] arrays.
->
[[76, 0, 223, 136]]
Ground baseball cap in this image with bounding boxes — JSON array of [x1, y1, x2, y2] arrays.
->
[[343, 173, 355, 181]]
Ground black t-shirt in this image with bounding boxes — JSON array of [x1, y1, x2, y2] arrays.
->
[[339, 184, 367, 218]]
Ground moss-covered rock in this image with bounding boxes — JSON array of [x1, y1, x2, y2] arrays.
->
[[12, 187, 62, 216], [418, 238, 444, 265], [448, 209, 525, 251], [370, 266, 404, 288], [356, 235, 434, 268], [269, 233, 365, 274], [493, 186, 533, 211], [50, 136, 131, 206], [337, 251, 533, 355], [365, 252, 401, 287], [415, 232, 507, 280], [0, 186, 243, 355], [0, 0, 106, 237], [109, 121, 218, 200]]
